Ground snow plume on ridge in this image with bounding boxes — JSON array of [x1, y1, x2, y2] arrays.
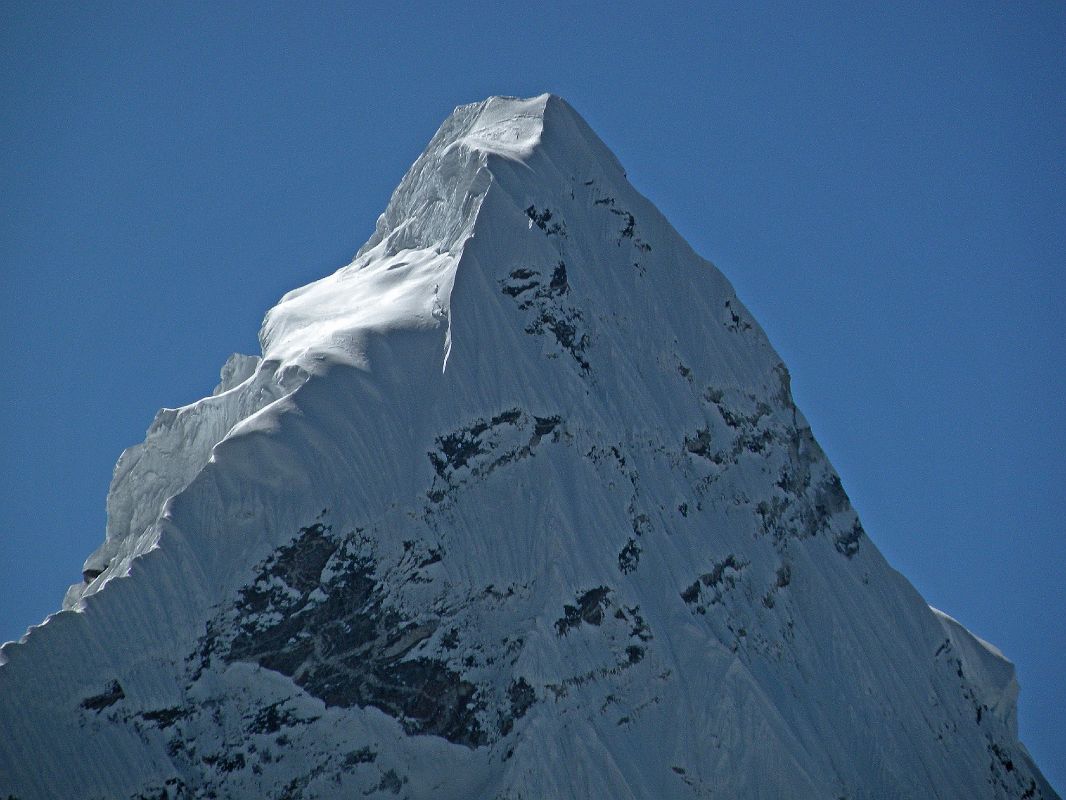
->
[[1, 95, 1059, 800]]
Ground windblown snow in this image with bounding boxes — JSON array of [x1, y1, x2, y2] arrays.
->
[[1, 94, 1057, 800]]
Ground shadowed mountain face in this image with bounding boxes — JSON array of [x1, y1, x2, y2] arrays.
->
[[0, 94, 1057, 800]]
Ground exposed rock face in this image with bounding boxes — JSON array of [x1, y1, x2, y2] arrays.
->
[[0, 95, 1057, 799]]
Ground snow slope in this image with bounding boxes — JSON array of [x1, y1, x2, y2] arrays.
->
[[1, 94, 1057, 799]]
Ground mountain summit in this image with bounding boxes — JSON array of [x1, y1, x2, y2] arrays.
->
[[1, 94, 1057, 799]]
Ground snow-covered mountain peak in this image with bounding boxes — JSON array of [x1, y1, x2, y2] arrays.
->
[[449, 93, 551, 161], [1, 94, 1058, 800], [259, 93, 638, 376], [445, 93, 626, 176]]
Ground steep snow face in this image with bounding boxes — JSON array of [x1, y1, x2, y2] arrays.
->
[[1, 95, 1058, 800]]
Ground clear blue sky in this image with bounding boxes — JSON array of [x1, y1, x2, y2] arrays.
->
[[2, 1, 1062, 789]]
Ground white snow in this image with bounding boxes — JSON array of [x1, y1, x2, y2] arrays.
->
[[0, 94, 1056, 800], [261, 245, 456, 370]]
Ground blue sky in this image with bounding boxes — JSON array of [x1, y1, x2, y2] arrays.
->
[[2, 1, 1062, 788]]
